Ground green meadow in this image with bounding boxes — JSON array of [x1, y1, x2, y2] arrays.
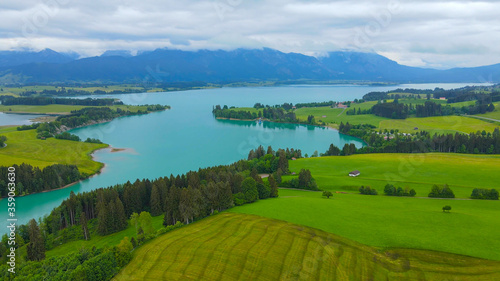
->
[[115, 212, 500, 280], [231, 189, 500, 261], [379, 115, 499, 134], [285, 153, 500, 198], [0, 126, 107, 175], [0, 104, 158, 115]]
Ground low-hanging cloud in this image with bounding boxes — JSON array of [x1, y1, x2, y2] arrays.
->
[[0, 0, 499, 68]]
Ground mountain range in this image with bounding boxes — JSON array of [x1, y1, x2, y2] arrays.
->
[[0, 48, 499, 84]]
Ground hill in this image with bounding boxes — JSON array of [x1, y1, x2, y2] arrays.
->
[[114, 212, 500, 280]]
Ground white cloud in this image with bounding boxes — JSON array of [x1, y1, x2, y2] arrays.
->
[[0, 0, 499, 68]]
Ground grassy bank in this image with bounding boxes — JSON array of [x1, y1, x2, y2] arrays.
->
[[0, 126, 107, 175], [115, 212, 500, 280]]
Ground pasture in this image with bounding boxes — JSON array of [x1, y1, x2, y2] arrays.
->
[[285, 153, 500, 198], [231, 189, 500, 261], [115, 212, 500, 280], [0, 126, 107, 175]]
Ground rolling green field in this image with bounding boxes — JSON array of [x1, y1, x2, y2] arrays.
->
[[115, 212, 500, 280], [0, 126, 107, 175], [0, 104, 158, 115], [231, 189, 500, 261], [286, 153, 500, 198], [379, 115, 500, 134]]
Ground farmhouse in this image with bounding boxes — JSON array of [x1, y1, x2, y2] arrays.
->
[[349, 170, 360, 177]]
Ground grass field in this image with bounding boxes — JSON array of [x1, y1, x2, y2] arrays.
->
[[294, 106, 387, 128], [285, 153, 500, 198], [0, 126, 107, 175], [379, 115, 500, 134], [114, 212, 500, 280], [0, 104, 158, 115], [473, 101, 500, 121], [231, 189, 500, 261]]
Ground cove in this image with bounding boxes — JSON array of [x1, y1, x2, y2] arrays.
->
[[0, 83, 487, 232]]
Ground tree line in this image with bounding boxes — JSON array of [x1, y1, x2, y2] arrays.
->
[[470, 188, 498, 200], [0, 163, 82, 196], [384, 184, 416, 197], [213, 104, 299, 123], [0, 96, 123, 106], [1, 155, 283, 266], [338, 122, 500, 155]]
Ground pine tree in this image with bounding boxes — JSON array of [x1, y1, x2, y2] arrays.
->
[[218, 182, 234, 210], [80, 212, 90, 241], [150, 183, 162, 216], [27, 219, 45, 261], [268, 175, 279, 197]]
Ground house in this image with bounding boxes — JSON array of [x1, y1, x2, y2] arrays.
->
[[337, 103, 348, 109], [439, 97, 446, 100], [322, 115, 327, 118], [292, 106, 296, 109], [349, 170, 360, 177], [291, 157, 296, 160]]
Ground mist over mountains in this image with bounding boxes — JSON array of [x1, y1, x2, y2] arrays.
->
[[0, 48, 499, 84]]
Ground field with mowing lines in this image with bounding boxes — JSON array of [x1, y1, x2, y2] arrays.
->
[[286, 153, 500, 198], [231, 189, 500, 261], [115, 212, 500, 280], [379, 115, 499, 134], [0, 126, 107, 175]]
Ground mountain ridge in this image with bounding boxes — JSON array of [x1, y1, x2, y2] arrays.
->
[[0, 48, 499, 84]]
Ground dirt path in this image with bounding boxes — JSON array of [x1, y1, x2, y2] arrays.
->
[[463, 115, 500, 123]]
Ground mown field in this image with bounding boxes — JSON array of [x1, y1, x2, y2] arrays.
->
[[379, 115, 499, 134], [0, 104, 157, 115], [0, 126, 107, 174], [115, 212, 500, 280], [231, 189, 500, 261], [286, 153, 500, 198]]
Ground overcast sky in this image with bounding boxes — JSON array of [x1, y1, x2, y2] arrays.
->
[[0, 0, 499, 69]]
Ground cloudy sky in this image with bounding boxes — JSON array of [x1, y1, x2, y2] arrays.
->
[[0, 0, 499, 69]]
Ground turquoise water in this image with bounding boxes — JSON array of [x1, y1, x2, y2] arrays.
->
[[0, 83, 487, 231], [0, 112, 44, 126]]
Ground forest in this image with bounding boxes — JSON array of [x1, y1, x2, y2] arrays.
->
[[0, 163, 82, 196], [212, 104, 299, 123], [362, 84, 500, 102], [336, 122, 500, 155]]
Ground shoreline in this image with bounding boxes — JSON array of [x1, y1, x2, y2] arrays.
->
[[0, 145, 110, 199], [215, 116, 368, 146]]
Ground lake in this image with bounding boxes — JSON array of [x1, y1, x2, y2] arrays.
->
[[0, 83, 488, 232]]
